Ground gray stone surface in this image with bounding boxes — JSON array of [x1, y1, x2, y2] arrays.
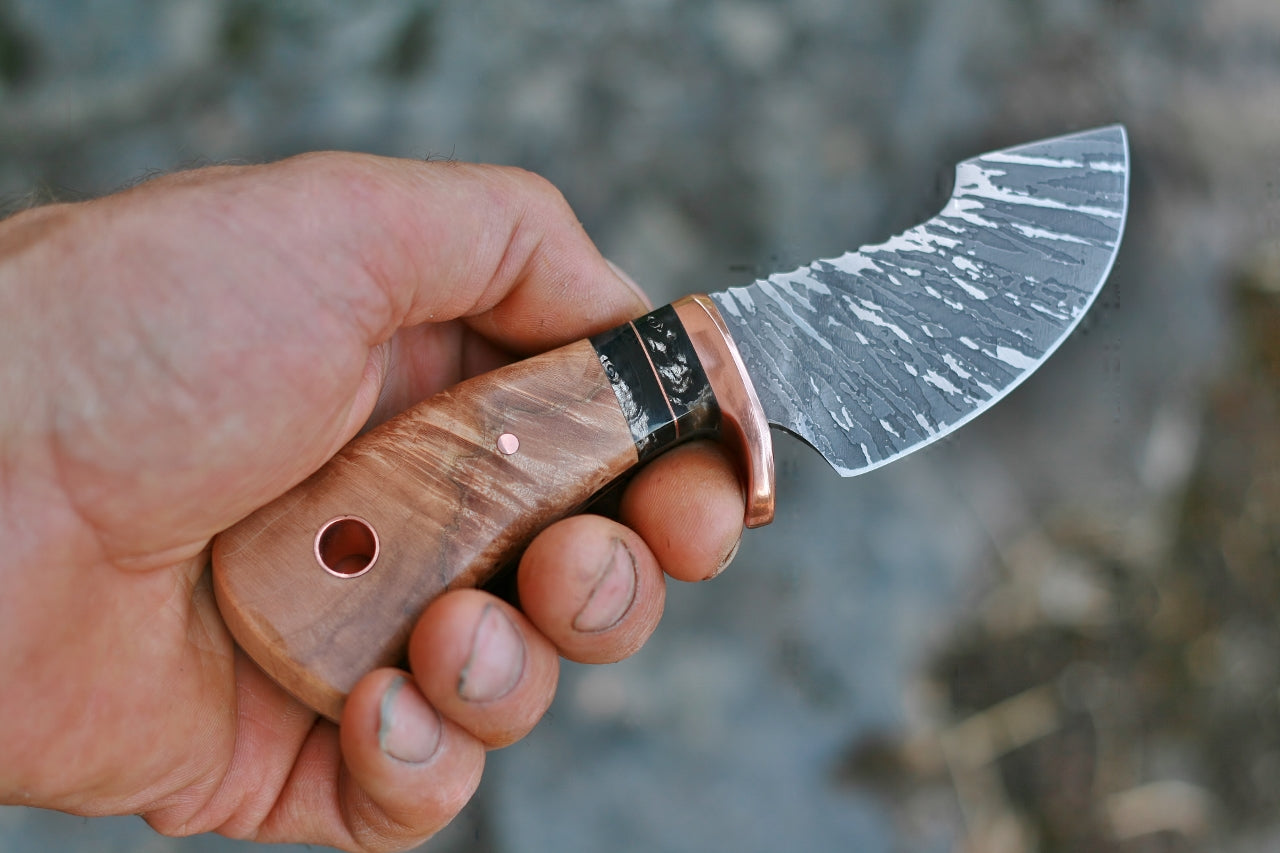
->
[[3, 0, 1280, 851]]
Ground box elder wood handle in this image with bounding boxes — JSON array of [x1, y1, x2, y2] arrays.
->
[[211, 296, 774, 720]]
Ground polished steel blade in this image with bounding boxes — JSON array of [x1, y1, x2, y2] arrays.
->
[[710, 125, 1130, 476]]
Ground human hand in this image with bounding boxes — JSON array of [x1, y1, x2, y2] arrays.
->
[[0, 154, 744, 851]]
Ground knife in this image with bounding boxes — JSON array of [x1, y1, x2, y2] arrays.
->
[[212, 125, 1130, 720]]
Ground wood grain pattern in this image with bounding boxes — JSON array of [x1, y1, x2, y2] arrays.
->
[[211, 339, 639, 720]]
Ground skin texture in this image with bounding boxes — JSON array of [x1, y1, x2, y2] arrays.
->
[[0, 154, 744, 852]]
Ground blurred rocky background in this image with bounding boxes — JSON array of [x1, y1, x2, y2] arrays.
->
[[2, 1, 1278, 851]]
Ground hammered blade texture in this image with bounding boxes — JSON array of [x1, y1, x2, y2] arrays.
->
[[711, 125, 1129, 476]]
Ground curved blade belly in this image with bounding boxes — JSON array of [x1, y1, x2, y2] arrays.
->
[[711, 125, 1130, 476]]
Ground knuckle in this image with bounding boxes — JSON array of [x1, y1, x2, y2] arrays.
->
[[491, 165, 576, 223], [286, 151, 389, 210]]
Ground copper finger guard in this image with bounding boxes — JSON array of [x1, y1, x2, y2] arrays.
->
[[590, 295, 775, 528]]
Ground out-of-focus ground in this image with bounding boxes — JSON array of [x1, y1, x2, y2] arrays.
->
[[2, 1, 1279, 851]]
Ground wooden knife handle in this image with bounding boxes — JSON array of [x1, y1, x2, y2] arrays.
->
[[211, 297, 773, 720]]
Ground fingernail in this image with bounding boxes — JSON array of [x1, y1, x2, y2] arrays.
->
[[458, 605, 526, 703], [573, 538, 638, 633], [378, 676, 441, 764], [709, 537, 741, 580]]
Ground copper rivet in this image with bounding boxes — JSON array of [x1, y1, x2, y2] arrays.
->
[[497, 433, 520, 455]]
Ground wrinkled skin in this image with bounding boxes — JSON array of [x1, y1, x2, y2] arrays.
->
[[0, 155, 743, 851]]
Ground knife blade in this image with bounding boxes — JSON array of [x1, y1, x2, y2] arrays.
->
[[212, 125, 1130, 720]]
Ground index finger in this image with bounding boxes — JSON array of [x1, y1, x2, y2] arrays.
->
[[267, 154, 650, 353]]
